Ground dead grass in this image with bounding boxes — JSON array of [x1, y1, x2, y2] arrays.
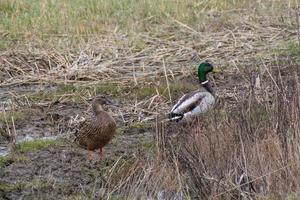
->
[[1, 1, 299, 88], [101, 57, 300, 199], [1, 0, 300, 199]]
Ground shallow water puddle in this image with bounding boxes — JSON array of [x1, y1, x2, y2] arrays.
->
[[0, 146, 9, 157]]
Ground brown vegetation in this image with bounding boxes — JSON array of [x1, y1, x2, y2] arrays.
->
[[1, 0, 300, 199]]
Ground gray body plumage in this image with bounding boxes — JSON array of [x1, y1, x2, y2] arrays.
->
[[170, 90, 215, 121]]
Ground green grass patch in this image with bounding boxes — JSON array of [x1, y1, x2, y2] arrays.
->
[[94, 83, 129, 97], [138, 140, 154, 153], [0, 0, 251, 50], [0, 179, 52, 193], [168, 81, 197, 97], [0, 110, 31, 124], [26, 83, 127, 103], [27, 178, 55, 191], [14, 139, 64, 153], [0, 139, 64, 167], [0, 153, 29, 167], [274, 41, 300, 62], [250, 104, 269, 122], [0, 156, 11, 167], [0, 181, 27, 192], [285, 194, 300, 200], [134, 85, 158, 100], [59, 83, 128, 98], [134, 81, 196, 100], [117, 121, 151, 135], [24, 81, 195, 104], [0, 0, 248, 34], [25, 85, 82, 102]]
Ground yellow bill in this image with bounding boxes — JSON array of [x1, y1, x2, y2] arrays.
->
[[212, 68, 220, 73]]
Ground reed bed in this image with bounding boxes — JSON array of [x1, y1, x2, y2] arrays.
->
[[101, 58, 300, 199], [1, 0, 300, 199]]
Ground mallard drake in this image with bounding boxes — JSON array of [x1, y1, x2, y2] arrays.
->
[[168, 62, 218, 121], [75, 95, 117, 160]]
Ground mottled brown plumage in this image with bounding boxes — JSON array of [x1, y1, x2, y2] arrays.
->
[[75, 96, 116, 159]]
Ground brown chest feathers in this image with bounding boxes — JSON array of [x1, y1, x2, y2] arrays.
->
[[75, 97, 117, 151]]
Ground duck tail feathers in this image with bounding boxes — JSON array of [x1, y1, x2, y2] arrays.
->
[[166, 113, 184, 122]]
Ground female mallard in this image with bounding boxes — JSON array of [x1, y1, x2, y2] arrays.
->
[[75, 95, 117, 160], [169, 62, 218, 121]]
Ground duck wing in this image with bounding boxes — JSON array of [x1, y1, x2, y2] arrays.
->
[[76, 121, 102, 150], [74, 118, 95, 146], [170, 91, 205, 115], [75, 113, 116, 150]]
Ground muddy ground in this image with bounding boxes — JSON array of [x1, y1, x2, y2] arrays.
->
[[1, 53, 299, 199], [0, 82, 158, 199], [1, 4, 299, 196], [1, 56, 298, 199]]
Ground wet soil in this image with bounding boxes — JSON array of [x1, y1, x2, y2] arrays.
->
[[0, 83, 154, 199], [0, 60, 296, 199], [0, 132, 152, 200], [0, 76, 264, 200]]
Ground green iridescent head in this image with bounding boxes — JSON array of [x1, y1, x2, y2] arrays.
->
[[197, 62, 217, 84]]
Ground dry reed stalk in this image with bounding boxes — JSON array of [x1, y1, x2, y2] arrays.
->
[[163, 59, 172, 103], [295, 8, 300, 45], [10, 116, 16, 145]]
